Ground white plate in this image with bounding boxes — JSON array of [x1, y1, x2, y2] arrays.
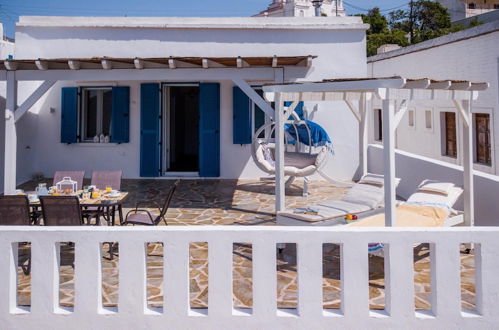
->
[[107, 193, 121, 198]]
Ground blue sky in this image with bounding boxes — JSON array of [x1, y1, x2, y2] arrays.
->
[[0, 0, 409, 38]]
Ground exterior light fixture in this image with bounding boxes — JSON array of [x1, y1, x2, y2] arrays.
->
[[311, 0, 324, 16]]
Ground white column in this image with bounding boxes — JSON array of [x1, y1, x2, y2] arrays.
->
[[382, 98, 396, 227], [4, 72, 17, 195], [358, 93, 368, 179], [274, 92, 285, 213], [461, 99, 474, 227]]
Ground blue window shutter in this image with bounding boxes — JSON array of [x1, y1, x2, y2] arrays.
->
[[199, 83, 220, 177], [60, 87, 78, 144], [233, 86, 252, 144], [110, 86, 130, 143], [140, 83, 160, 177], [284, 101, 304, 120]]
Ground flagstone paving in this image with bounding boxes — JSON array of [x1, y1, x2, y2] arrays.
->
[[16, 179, 476, 310]]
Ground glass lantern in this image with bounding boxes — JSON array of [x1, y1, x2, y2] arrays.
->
[[56, 177, 78, 195]]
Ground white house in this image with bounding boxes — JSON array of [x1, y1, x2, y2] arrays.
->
[[254, 0, 346, 17], [437, 0, 499, 21], [368, 21, 499, 175], [1, 16, 368, 191]]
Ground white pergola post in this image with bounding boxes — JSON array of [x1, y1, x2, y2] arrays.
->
[[274, 92, 285, 212], [4, 72, 17, 195], [358, 93, 368, 179], [460, 98, 474, 227], [382, 98, 396, 227]]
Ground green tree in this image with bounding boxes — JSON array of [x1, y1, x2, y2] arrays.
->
[[360, 8, 388, 34], [366, 30, 409, 57]]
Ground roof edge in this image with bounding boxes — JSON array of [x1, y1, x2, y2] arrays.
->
[[17, 16, 369, 31], [368, 20, 499, 63]]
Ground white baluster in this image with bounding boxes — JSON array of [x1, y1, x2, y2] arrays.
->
[[208, 239, 233, 317], [430, 241, 461, 318], [297, 240, 323, 317], [31, 240, 59, 315], [0, 241, 20, 315], [341, 241, 369, 318], [164, 239, 189, 317], [119, 240, 147, 315], [253, 241, 277, 317], [475, 240, 499, 321], [385, 242, 414, 318], [74, 239, 103, 314]]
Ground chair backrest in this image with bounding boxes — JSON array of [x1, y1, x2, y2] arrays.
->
[[40, 196, 82, 226], [53, 171, 85, 190], [158, 180, 180, 220], [0, 196, 31, 225], [91, 170, 122, 190]]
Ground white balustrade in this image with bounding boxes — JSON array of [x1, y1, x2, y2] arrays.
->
[[0, 226, 498, 329]]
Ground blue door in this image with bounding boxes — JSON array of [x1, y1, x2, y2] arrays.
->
[[140, 83, 161, 177], [199, 83, 220, 177]]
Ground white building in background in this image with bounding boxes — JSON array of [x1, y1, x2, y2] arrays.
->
[[255, 0, 346, 17], [437, 0, 499, 21], [368, 21, 499, 175]]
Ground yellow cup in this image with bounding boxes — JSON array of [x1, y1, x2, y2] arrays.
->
[[105, 187, 112, 193]]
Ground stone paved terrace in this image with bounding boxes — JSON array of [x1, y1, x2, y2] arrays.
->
[[15, 179, 476, 310]]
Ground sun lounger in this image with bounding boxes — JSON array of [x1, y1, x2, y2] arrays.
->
[[277, 173, 400, 226], [349, 184, 464, 228]]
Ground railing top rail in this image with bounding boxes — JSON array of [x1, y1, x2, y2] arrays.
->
[[0, 225, 498, 233]]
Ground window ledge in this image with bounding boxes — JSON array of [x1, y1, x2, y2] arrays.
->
[[71, 143, 122, 147]]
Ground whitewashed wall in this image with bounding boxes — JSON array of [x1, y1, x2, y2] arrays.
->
[[8, 17, 367, 182], [368, 24, 499, 175], [368, 144, 499, 226], [0, 37, 15, 191], [2, 226, 499, 329]]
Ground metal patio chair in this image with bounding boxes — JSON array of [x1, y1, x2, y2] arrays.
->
[[0, 195, 32, 226], [40, 196, 84, 226], [91, 170, 122, 190], [0, 195, 38, 275], [123, 180, 179, 226], [85, 170, 123, 225]]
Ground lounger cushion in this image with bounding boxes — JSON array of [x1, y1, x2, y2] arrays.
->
[[358, 173, 401, 187], [341, 183, 385, 209], [278, 200, 370, 222], [407, 186, 463, 209], [417, 180, 454, 196]]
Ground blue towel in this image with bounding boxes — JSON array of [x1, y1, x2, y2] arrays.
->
[[285, 120, 333, 152]]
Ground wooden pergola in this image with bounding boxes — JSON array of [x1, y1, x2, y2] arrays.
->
[[263, 76, 489, 227], [1, 55, 315, 194]]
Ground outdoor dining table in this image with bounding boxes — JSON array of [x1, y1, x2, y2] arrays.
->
[[28, 191, 129, 226]]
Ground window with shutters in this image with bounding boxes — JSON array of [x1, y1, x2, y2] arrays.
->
[[425, 110, 433, 130], [408, 109, 415, 128], [475, 113, 491, 165], [443, 112, 457, 158], [80, 87, 113, 142], [253, 89, 266, 138]]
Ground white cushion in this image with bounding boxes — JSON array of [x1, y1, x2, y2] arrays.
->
[[341, 182, 385, 209], [358, 173, 401, 187], [418, 180, 454, 196], [407, 186, 463, 209]]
